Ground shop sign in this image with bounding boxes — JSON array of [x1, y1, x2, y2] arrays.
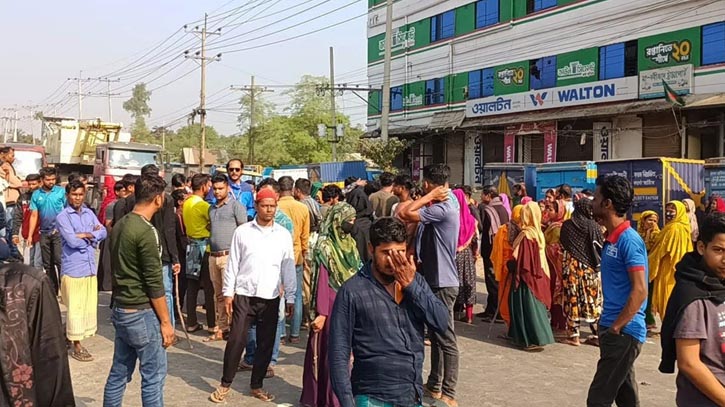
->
[[403, 93, 423, 107], [497, 67, 526, 86], [474, 134, 484, 185], [378, 27, 415, 55], [557, 61, 596, 81], [466, 76, 638, 118], [644, 40, 691, 66], [639, 64, 693, 99], [494, 62, 529, 95], [593, 122, 612, 160], [503, 130, 516, 163], [638, 27, 701, 70]]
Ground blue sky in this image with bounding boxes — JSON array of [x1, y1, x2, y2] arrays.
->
[[0, 0, 369, 137]]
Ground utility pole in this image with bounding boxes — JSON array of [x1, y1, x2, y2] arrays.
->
[[95, 78, 121, 121], [329, 47, 338, 162], [186, 14, 222, 171], [231, 77, 274, 164], [380, 0, 394, 142], [68, 72, 93, 119], [12, 108, 18, 142]]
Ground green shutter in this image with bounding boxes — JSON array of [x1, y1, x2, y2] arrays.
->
[[500, 0, 513, 22], [409, 18, 431, 50], [557, 0, 578, 5], [450, 72, 469, 103], [455, 3, 476, 36], [368, 90, 381, 116], [405, 81, 426, 109], [493, 61, 529, 95], [556, 47, 599, 86], [513, 0, 528, 19], [638, 26, 702, 70]]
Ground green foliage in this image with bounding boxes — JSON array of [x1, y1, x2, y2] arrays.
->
[[123, 83, 152, 142], [163, 124, 220, 162], [359, 138, 410, 172]]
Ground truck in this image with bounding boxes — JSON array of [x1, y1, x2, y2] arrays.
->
[[4, 143, 46, 180], [41, 117, 162, 208]]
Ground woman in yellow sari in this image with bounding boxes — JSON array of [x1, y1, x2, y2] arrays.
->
[[648, 201, 692, 322], [492, 205, 523, 327], [638, 211, 660, 332]]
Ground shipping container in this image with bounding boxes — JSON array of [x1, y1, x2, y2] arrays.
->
[[482, 163, 536, 199], [596, 158, 705, 229], [705, 158, 725, 199], [319, 161, 368, 183], [535, 161, 598, 201]]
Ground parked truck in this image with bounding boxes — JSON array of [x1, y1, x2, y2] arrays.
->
[[41, 117, 162, 208]]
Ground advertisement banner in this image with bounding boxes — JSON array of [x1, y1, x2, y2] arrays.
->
[[543, 125, 557, 163], [556, 47, 599, 86], [639, 64, 693, 99], [638, 26, 701, 70], [493, 61, 530, 95], [503, 129, 516, 163], [466, 76, 639, 118], [474, 134, 484, 186], [593, 122, 613, 160]]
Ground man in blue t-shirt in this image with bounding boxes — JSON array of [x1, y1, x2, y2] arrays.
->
[[587, 175, 648, 407], [27, 167, 67, 295], [399, 163, 460, 407]]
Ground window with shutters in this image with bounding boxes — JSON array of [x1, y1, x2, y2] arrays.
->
[[703, 22, 725, 66], [476, 0, 499, 29], [425, 78, 446, 105], [468, 68, 494, 99], [390, 86, 403, 111], [527, 0, 556, 14], [600, 41, 637, 80], [530, 56, 557, 90], [430, 10, 455, 43]]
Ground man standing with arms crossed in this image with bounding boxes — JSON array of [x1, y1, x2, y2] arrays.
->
[[207, 173, 247, 341], [587, 175, 648, 407], [103, 174, 175, 407], [210, 187, 296, 403], [399, 164, 460, 407]]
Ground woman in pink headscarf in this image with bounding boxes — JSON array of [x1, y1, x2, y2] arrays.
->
[[453, 188, 479, 324], [500, 194, 513, 218]]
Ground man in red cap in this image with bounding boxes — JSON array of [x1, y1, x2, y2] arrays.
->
[[210, 187, 297, 404]]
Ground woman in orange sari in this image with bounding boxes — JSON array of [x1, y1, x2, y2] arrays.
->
[[492, 205, 523, 327], [544, 199, 567, 334]]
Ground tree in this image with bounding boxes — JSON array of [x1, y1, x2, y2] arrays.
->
[[360, 138, 410, 172], [164, 124, 220, 162], [238, 91, 276, 163], [123, 83, 152, 142]]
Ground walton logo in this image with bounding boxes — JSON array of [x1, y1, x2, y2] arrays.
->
[[530, 92, 548, 106]]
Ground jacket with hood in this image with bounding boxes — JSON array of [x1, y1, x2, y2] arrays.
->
[[659, 251, 725, 373]]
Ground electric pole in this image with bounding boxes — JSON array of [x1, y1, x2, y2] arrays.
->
[[329, 47, 338, 162], [230, 77, 274, 164], [380, 0, 394, 142], [186, 14, 222, 171], [95, 78, 121, 121], [68, 71, 92, 119], [12, 108, 18, 142]]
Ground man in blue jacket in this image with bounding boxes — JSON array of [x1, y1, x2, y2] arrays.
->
[[207, 159, 255, 220]]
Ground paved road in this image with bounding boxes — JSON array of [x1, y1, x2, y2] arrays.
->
[[69, 281, 677, 406]]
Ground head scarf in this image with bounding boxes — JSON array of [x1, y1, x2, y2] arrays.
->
[[682, 199, 699, 243], [453, 189, 476, 249], [512, 202, 550, 278], [98, 176, 117, 224], [648, 201, 693, 282], [637, 210, 661, 251], [310, 202, 362, 319], [548, 199, 567, 227], [500, 194, 512, 218], [508, 205, 524, 246], [521, 196, 533, 205], [707, 195, 725, 214], [560, 198, 604, 269], [311, 181, 324, 202], [346, 186, 373, 219]]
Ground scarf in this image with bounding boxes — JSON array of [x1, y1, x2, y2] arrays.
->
[[507, 205, 523, 246], [500, 194, 512, 218], [637, 210, 660, 251], [521, 196, 533, 205], [482, 197, 505, 244], [310, 202, 362, 319], [346, 186, 373, 219], [311, 181, 324, 201], [513, 202, 550, 278], [453, 190, 476, 250], [682, 199, 699, 243], [649, 201, 693, 283], [560, 198, 604, 269], [98, 176, 117, 225]]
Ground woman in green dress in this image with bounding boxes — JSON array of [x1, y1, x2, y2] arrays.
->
[[508, 202, 555, 352]]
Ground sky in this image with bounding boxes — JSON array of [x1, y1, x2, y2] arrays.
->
[[0, 0, 369, 138]]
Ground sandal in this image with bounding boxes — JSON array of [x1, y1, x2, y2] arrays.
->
[[187, 324, 204, 333], [523, 345, 545, 352], [237, 361, 253, 372], [250, 388, 275, 402], [557, 337, 581, 347], [71, 348, 94, 362], [209, 385, 231, 403], [266, 367, 275, 379], [584, 336, 600, 347], [203, 331, 225, 342]]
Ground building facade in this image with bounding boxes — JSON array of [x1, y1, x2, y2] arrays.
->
[[366, 0, 725, 186]]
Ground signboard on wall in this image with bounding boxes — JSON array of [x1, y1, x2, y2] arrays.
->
[[593, 122, 612, 160], [493, 61, 530, 95], [504, 121, 557, 163], [466, 76, 639, 118], [503, 129, 516, 163], [556, 47, 599, 86], [474, 134, 484, 186], [639, 64, 693, 99], [638, 27, 701, 70]]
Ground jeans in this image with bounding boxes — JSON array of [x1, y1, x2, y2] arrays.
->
[[587, 327, 643, 407], [290, 265, 303, 338], [5, 205, 18, 259], [222, 295, 280, 389], [162, 263, 174, 327], [40, 232, 62, 294], [244, 299, 285, 366], [186, 251, 215, 329], [29, 242, 42, 269], [103, 308, 167, 407], [427, 287, 459, 399]]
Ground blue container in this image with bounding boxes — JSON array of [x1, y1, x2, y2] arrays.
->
[[597, 157, 705, 229], [535, 161, 597, 201], [319, 161, 368, 183], [482, 163, 536, 199], [705, 157, 725, 203]]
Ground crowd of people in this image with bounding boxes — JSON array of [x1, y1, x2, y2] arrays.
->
[[6, 149, 725, 406]]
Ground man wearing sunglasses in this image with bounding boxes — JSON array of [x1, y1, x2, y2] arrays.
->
[[207, 159, 255, 220]]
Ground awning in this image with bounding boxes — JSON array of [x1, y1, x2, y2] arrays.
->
[[429, 110, 465, 130], [684, 93, 725, 109]]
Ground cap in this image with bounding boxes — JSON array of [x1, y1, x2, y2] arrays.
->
[[256, 188, 278, 202]]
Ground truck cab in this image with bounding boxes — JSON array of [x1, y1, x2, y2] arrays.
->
[[93, 141, 162, 186], [6, 143, 46, 180]]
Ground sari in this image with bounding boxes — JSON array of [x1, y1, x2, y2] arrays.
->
[[648, 201, 692, 321], [302, 202, 361, 407], [638, 210, 660, 327], [509, 202, 554, 349], [544, 199, 567, 331], [492, 205, 522, 327], [682, 199, 699, 244], [96, 178, 117, 291], [453, 190, 478, 318]]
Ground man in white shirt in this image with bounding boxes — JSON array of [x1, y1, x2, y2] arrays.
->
[[210, 187, 296, 404]]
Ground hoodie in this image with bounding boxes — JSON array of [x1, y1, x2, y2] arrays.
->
[[659, 251, 725, 373]]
